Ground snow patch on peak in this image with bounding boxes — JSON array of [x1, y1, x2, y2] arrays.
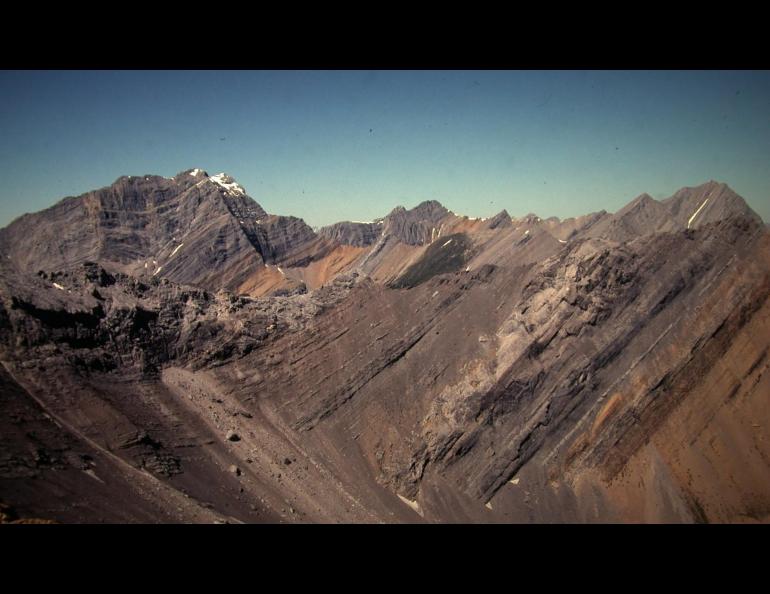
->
[[210, 173, 246, 196], [687, 197, 710, 229], [190, 168, 204, 177]]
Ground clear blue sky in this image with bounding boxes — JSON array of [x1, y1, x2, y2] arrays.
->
[[1, 70, 769, 228]]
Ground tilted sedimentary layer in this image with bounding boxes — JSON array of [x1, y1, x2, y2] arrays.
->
[[0, 173, 768, 523]]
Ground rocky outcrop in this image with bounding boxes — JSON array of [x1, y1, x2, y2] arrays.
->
[[663, 180, 761, 228], [389, 233, 474, 288], [397, 216, 770, 510], [0, 170, 331, 297], [231, 214, 770, 521], [318, 221, 383, 247], [485, 210, 513, 230], [381, 200, 451, 246], [583, 182, 762, 242], [0, 258, 361, 376], [251, 215, 333, 267], [1, 177, 768, 524]]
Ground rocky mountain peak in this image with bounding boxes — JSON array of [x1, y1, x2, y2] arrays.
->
[[664, 180, 762, 228], [317, 220, 383, 247], [382, 200, 452, 246], [485, 209, 513, 229], [208, 173, 246, 196], [411, 199, 449, 220], [182, 168, 209, 178], [616, 192, 663, 216], [635, 192, 655, 204], [1, 173, 769, 524]]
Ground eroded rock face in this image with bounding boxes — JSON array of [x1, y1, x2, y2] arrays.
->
[[318, 221, 383, 247], [416, 219, 764, 500], [389, 233, 474, 288], [1, 176, 769, 524], [583, 182, 762, 243], [381, 200, 451, 246], [251, 215, 333, 267], [0, 170, 332, 296], [485, 210, 513, 230], [0, 259, 362, 374]]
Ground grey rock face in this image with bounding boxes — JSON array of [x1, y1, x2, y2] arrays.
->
[[318, 221, 383, 247], [382, 200, 451, 246], [251, 215, 332, 267], [0, 170, 328, 295], [389, 233, 474, 288], [662, 180, 762, 229], [485, 210, 513, 230], [1, 176, 768, 524], [582, 181, 762, 243], [0, 257, 361, 376]]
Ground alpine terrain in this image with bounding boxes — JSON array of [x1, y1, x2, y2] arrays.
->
[[1, 169, 768, 523]]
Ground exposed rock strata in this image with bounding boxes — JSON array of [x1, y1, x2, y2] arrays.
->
[[1, 176, 768, 523]]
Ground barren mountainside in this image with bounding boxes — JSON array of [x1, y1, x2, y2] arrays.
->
[[1, 170, 768, 523]]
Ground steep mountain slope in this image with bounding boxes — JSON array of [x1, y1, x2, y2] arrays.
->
[[0, 175, 767, 523], [0, 169, 336, 298], [318, 220, 383, 247], [581, 181, 762, 243]]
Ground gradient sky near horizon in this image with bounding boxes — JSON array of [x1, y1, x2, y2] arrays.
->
[[1, 69, 769, 228]]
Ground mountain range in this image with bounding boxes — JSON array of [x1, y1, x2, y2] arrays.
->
[[0, 169, 768, 523]]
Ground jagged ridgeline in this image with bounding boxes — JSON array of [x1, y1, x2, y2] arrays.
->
[[1, 172, 768, 524]]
